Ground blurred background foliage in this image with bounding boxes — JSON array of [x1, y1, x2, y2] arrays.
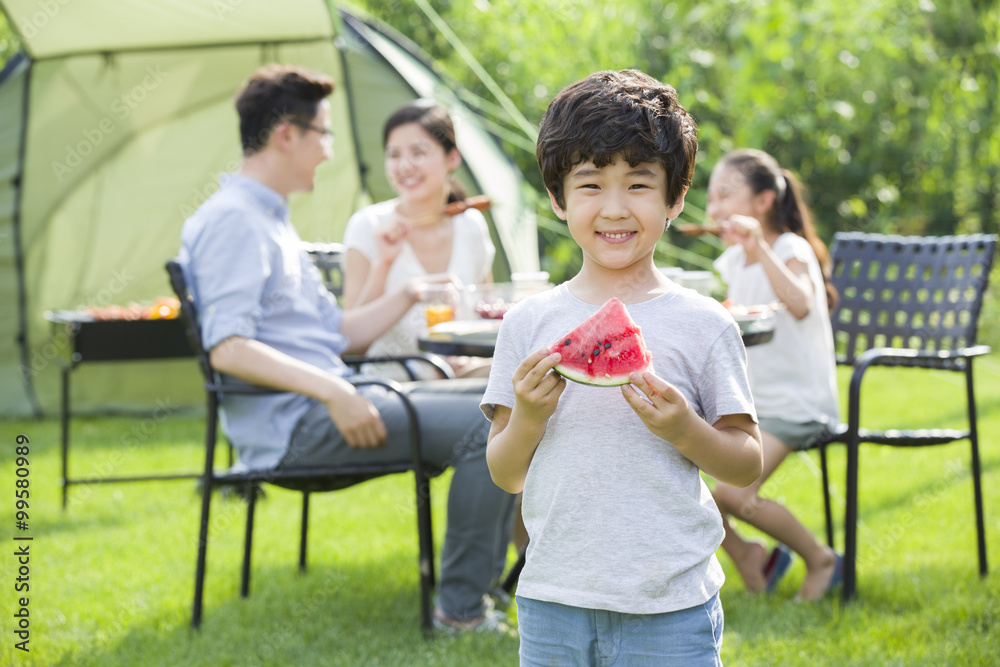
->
[[349, 0, 999, 281], [0, 10, 18, 64], [1, 1, 997, 282]]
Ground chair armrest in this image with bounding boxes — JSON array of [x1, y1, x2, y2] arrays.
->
[[837, 344, 991, 370], [206, 353, 456, 396], [349, 376, 428, 472], [205, 382, 282, 395], [208, 376, 424, 462], [856, 345, 990, 366], [343, 354, 456, 380], [349, 376, 404, 392], [841, 344, 990, 437], [848, 344, 991, 397]]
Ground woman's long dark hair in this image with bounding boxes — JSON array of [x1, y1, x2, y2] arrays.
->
[[383, 99, 466, 203], [717, 149, 839, 311]]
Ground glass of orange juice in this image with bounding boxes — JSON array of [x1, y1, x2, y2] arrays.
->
[[425, 302, 455, 328], [423, 284, 458, 328]]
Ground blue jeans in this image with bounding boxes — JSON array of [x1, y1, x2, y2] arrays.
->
[[516, 593, 724, 666]]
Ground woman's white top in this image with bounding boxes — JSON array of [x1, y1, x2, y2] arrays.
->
[[342, 198, 495, 359], [714, 232, 840, 425]]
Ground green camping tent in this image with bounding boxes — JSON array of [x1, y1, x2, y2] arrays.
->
[[0, 0, 538, 417]]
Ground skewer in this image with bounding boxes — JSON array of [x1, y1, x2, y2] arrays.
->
[[443, 195, 491, 216], [674, 223, 721, 237], [399, 195, 493, 228]]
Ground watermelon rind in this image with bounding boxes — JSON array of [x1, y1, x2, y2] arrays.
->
[[552, 364, 634, 387]]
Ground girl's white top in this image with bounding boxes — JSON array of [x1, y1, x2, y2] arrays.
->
[[714, 232, 840, 425]]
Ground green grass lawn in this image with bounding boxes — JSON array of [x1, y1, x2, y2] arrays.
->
[[2, 355, 1000, 666]]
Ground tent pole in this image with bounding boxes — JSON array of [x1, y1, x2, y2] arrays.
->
[[335, 26, 372, 208], [11, 56, 43, 416]]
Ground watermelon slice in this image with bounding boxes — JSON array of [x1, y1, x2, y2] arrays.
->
[[548, 297, 653, 386]]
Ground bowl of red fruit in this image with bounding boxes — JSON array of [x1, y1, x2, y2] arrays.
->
[[471, 283, 516, 320]]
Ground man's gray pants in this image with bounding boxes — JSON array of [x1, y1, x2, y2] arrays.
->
[[280, 377, 516, 622]]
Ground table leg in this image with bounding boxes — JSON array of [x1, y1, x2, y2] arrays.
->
[[61, 366, 70, 509]]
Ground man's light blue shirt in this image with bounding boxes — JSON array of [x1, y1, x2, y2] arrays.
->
[[179, 173, 351, 469]]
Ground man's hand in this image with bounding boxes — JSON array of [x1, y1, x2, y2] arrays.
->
[[323, 388, 387, 449], [209, 336, 391, 449]]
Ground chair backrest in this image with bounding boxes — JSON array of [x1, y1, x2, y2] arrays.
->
[[303, 242, 346, 296], [165, 259, 216, 382], [828, 232, 997, 365]]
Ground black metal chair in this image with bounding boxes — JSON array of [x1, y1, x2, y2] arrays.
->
[[812, 232, 997, 601], [302, 241, 347, 296], [165, 259, 452, 632]]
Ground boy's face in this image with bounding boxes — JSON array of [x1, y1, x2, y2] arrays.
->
[[549, 158, 684, 273]]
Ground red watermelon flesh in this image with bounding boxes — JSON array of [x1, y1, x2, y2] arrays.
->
[[548, 297, 653, 386]]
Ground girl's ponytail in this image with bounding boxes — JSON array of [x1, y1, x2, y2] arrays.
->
[[777, 169, 839, 312]]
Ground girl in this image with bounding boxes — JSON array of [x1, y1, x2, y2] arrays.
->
[[708, 148, 843, 601], [342, 100, 494, 377]]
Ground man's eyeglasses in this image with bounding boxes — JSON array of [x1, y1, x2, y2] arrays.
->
[[292, 121, 335, 141]]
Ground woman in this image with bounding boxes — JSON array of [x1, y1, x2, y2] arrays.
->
[[342, 100, 494, 378]]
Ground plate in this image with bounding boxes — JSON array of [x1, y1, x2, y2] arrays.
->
[[426, 319, 502, 342], [724, 303, 782, 335]]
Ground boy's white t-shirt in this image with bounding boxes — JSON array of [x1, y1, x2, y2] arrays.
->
[[481, 283, 756, 614], [342, 199, 495, 359], [714, 233, 840, 425]]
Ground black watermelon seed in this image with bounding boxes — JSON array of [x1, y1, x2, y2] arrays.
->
[[593, 348, 601, 356], [564, 339, 572, 346], [604, 342, 612, 349]]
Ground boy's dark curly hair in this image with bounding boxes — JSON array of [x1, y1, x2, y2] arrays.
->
[[234, 64, 334, 155], [536, 69, 698, 210]]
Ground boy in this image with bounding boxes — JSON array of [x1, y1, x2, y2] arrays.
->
[[180, 64, 514, 633], [482, 70, 763, 664]]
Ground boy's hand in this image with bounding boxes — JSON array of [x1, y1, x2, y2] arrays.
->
[[621, 371, 696, 442], [511, 348, 566, 424]]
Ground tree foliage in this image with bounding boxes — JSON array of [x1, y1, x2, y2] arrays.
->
[[1, 2, 996, 280], [353, 0, 999, 280], [0, 10, 19, 65]]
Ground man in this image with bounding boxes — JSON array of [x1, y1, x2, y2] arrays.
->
[[179, 64, 513, 633]]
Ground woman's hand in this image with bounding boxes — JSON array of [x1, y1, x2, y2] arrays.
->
[[408, 273, 461, 300], [375, 214, 410, 265]]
